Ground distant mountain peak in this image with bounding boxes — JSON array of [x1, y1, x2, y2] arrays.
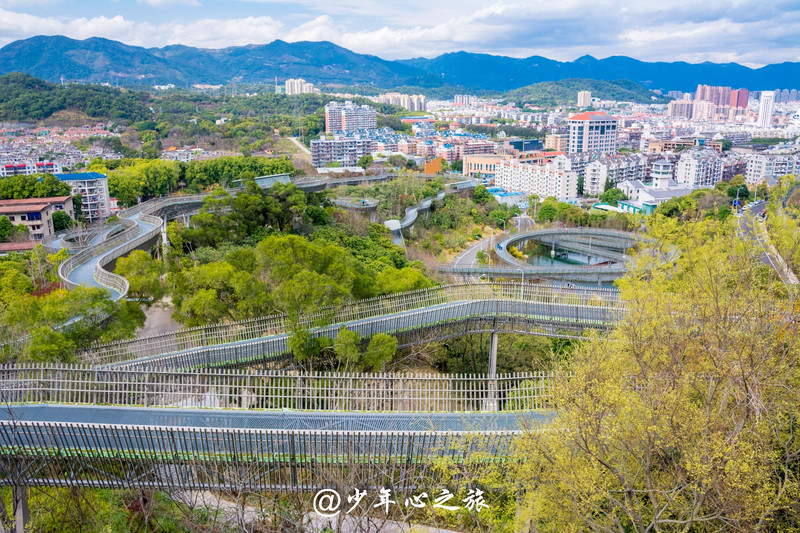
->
[[0, 35, 797, 92]]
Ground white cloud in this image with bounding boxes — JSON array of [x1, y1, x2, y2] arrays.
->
[[0, 1, 798, 66], [137, 0, 201, 7]]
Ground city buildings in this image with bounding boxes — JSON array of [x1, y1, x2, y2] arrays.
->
[[0, 196, 74, 241], [567, 112, 618, 154], [372, 93, 427, 111], [577, 91, 592, 107], [310, 137, 377, 168], [544, 134, 568, 152], [744, 154, 799, 185], [695, 85, 732, 106], [285, 78, 320, 95], [54, 172, 111, 222], [675, 152, 723, 188], [730, 88, 749, 108], [0, 161, 62, 177], [494, 160, 579, 200], [324, 101, 377, 133], [757, 92, 775, 128]]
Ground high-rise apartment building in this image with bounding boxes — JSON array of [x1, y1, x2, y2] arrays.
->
[[495, 160, 578, 200], [374, 93, 426, 111], [566, 111, 618, 154], [729, 88, 749, 108], [285, 78, 320, 95], [695, 85, 732, 106], [544, 134, 568, 151], [324, 101, 377, 133], [667, 99, 694, 119], [757, 92, 775, 128], [577, 91, 592, 107], [675, 153, 723, 188], [55, 172, 111, 222]]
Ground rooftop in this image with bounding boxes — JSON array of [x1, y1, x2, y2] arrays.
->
[[54, 172, 106, 181], [568, 111, 617, 122]]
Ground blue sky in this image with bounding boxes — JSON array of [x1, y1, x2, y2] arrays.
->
[[0, 0, 798, 66]]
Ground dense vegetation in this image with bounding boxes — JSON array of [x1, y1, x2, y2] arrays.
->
[[117, 178, 433, 372], [0, 246, 144, 362], [89, 156, 296, 207], [506, 78, 669, 108], [0, 73, 151, 122], [507, 217, 799, 531]]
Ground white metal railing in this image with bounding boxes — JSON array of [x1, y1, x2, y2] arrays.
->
[[79, 282, 621, 366], [0, 364, 560, 413]]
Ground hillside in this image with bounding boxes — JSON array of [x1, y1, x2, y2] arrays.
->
[[506, 78, 667, 107], [0, 36, 797, 92], [0, 72, 151, 122], [0, 36, 439, 88], [400, 53, 800, 92]]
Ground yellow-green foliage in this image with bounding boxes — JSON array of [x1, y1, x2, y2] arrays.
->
[[511, 218, 800, 531]]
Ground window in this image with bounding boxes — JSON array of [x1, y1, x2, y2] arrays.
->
[[26, 212, 42, 221]]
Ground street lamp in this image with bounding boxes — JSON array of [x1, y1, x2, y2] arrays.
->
[[495, 218, 507, 233]]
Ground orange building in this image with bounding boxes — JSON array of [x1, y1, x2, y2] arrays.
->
[[424, 157, 444, 174]]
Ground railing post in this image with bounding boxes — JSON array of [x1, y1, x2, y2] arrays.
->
[[484, 331, 499, 412], [13, 485, 28, 533]]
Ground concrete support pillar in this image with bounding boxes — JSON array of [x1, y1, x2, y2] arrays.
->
[[13, 486, 28, 533], [484, 332, 499, 412]]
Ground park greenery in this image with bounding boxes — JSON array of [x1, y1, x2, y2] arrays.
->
[[0, 245, 144, 362], [509, 216, 799, 532]]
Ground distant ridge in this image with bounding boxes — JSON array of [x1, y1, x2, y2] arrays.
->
[[0, 35, 797, 92]]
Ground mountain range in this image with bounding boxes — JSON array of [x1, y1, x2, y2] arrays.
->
[[0, 35, 797, 93]]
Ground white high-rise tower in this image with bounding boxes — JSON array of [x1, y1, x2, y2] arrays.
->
[[757, 92, 775, 128]]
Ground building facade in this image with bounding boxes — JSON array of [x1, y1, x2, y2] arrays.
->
[[744, 154, 799, 185], [0, 196, 73, 241], [494, 160, 578, 200], [577, 91, 592, 107], [310, 137, 377, 168], [325, 101, 377, 133], [757, 92, 775, 129], [566, 112, 618, 154], [55, 172, 111, 222], [675, 152, 723, 189]]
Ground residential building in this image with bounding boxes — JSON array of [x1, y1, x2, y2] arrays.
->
[[55, 172, 111, 222], [310, 137, 377, 168], [577, 91, 592, 107], [373, 93, 427, 111], [675, 152, 723, 188], [566, 111, 618, 154], [582, 154, 648, 196], [325, 101, 377, 133], [730, 88, 749, 109], [668, 99, 694, 119], [757, 92, 775, 129], [285, 78, 319, 95], [544, 134, 568, 151], [744, 154, 799, 185], [462, 154, 514, 178], [692, 100, 716, 120], [494, 160, 578, 200], [694, 85, 732, 106], [0, 161, 62, 177], [616, 179, 694, 214], [0, 196, 73, 241]]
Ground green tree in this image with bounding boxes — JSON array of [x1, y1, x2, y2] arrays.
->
[[513, 219, 799, 531], [51, 210, 72, 232], [362, 333, 397, 372], [599, 187, 627, 205], [114, 250, 165, 303], [357, 154, 374, 170]]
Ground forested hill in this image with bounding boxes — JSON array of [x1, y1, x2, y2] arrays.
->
[[506, 78, 669, 107], [0, 72, 151, 122]]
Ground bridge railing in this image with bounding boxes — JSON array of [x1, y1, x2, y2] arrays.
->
[[79, 282, 621, 365], [0, 365, 560, 413]]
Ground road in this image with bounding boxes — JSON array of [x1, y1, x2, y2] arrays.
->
[[286, 136, 311, 156]]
